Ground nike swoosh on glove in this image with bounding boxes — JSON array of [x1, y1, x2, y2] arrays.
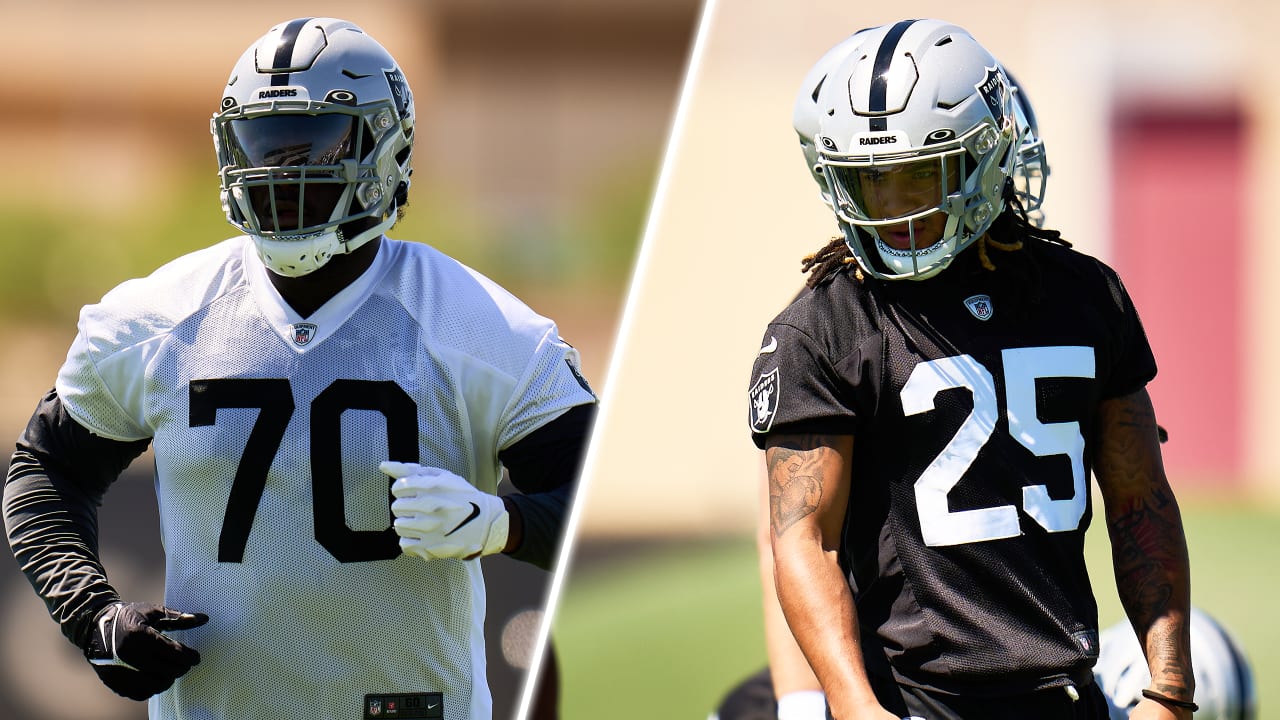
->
[[82, 601, 209, 701], [380, 461, 510, 561]]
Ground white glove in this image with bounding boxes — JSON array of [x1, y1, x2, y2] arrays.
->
[[380, 461, 510, 561]]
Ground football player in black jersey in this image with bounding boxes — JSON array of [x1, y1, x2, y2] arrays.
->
[[747, 19, 1194, 720]]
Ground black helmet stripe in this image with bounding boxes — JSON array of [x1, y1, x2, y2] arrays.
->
[[270, 17, 314, 86], [868, 19, 917, 131]]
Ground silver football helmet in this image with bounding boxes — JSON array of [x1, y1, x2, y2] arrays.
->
[[792, 30, 871, 204], [1093, 608, 1257, 720], [212, 17, 415, 277], [814, 19, 1022, 280], [795, 36, 1049, 228]]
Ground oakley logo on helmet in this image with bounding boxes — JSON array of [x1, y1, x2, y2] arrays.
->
[[325, 89, 357, 105], [925, 128, 956, 144]]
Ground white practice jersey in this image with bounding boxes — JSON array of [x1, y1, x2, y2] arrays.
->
[[55, 236, 596, 720]]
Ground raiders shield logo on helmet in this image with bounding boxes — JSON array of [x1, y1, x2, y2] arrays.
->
[[750, 368, 780, 433], [975, 65, 1008, 126]]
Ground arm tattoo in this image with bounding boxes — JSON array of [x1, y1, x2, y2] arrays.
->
[[765, 436, 836, 537], [1097, 391, 1194, 694], [1098, 397, 1178, 620]]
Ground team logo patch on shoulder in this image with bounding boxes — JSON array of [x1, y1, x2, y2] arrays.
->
[[963, 294, 994, 321], [750, 367, 780, 433], [290, 322, 318, 347]]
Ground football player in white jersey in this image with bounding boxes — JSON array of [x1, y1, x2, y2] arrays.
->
[[3, 17, 596, 720]]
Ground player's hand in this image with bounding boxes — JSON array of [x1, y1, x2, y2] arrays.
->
[[82, 601, 208, 701], [380, 461, 509, 561]]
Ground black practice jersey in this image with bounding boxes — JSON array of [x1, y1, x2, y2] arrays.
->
[[748, 241, 1156, 696]]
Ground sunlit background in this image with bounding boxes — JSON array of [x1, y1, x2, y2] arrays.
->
[[0, 2, 696, 719], [558, 0, 1280, 717]]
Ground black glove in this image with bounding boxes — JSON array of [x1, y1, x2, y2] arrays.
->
[[82, 601, 209, 701]]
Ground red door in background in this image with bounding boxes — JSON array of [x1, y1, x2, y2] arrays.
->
[[1110, 108, 1245, 484]]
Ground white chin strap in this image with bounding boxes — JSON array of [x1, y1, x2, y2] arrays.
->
[[251, 213, 396, 278], [867, 211, 964, 281], [252, 230, 344, 278], [872, 231, 953, 281]]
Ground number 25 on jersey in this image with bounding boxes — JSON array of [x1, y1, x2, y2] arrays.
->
[[902, 346, 1094, 547]]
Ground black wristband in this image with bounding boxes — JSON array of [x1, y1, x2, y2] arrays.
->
[[1142, 689, 1199, 712]]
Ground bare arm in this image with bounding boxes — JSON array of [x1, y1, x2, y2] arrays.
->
[[756, 467, 824, 713], [1094, 389, 1194, 718], [765, 433, 894, 720]]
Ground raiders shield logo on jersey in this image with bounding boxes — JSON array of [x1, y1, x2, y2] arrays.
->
[[963, 294, 994, 321], [750, 368, 780, 433], [290, 322, 318, 347]]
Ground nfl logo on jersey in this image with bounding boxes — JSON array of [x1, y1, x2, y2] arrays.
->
[[368, 699, 382, 716], [963, 294, 994, 321], [291, 322, 318, 346]]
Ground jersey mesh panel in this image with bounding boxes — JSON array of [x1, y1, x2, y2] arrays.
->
[[883, 294, 1089, 688], [146, 289, 481, 719], [56, 238, 599, 718]]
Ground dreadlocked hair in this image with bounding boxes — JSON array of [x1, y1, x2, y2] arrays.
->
[[799, 182, 1070, 289], [801, 236, 862, 287]]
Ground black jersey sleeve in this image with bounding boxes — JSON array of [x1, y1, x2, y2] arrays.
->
[[1096, 264, 1158, 398], [3, 388, 151, 647], [748, 320, 864, 449], [497, 402, 595, 570]]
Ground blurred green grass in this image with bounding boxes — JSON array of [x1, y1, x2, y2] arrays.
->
[[555, 498, 1278, 719]]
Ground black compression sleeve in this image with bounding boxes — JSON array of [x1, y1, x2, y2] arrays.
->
[[497, 403, 596, 570], [3, 388, 151, 646]]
